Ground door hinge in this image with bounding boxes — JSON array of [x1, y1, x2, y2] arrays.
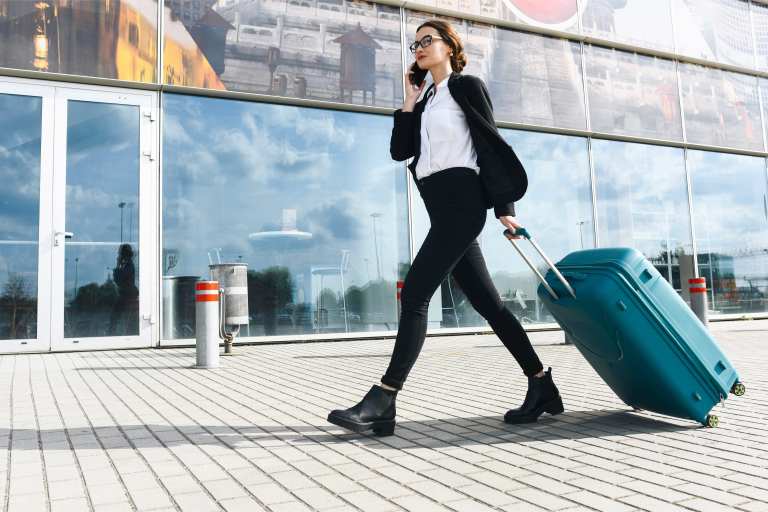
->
[[142, 109, 156, 122], [143, 150, 155, 161], [142, 313, 157, 325]]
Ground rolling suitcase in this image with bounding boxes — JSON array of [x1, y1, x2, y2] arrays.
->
[[504, 227, 745, 427]]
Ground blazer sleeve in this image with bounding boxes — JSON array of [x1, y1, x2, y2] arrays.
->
[[390, 109, 416, 161], [464, 76, 517, 218]]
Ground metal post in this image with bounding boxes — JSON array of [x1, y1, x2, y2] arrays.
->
[[689, 276, 709, 327], [195, 280, 220, 368]]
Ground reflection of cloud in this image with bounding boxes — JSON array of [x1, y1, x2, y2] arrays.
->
[[306, 199, 362, 242]]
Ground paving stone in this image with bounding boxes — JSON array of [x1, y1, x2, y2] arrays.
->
[[2, 322, 767, 512]]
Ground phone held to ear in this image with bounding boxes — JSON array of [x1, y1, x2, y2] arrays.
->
[[409, 62, 428, 87]]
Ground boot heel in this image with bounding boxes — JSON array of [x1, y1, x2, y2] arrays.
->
[[372, 421, 395, 436], [544, 397, 564, 416]]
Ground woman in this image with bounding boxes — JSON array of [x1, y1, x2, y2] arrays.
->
[[327, 20, 563, 436]]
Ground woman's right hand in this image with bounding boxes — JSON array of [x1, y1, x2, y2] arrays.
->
[[402, 67, 426, 112]]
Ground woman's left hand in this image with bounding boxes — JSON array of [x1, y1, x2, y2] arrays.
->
[[499, 215, 524, 239]]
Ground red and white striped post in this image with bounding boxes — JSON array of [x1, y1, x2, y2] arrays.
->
[[689, 276, 709, 327], [195, 281, 220, 368], [396, 280, 404, 317]]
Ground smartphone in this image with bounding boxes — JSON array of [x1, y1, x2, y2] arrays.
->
[[409, 61, 428, 87]]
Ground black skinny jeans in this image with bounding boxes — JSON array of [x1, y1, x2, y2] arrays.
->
[[381, 166, 544, 390]]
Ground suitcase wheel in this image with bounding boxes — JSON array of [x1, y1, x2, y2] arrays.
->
[[730, 382, 746, 397], [705, 415, 719, 428]]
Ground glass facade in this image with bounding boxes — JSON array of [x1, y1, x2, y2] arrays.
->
[[63, 101, 141, 338], [688, 150, 768, 315], [586, 45, 682, 140], [592, 140, 693, 297], [0, 0, 158, 82], [581, 0, 675, 52], [1, 0, 768, 351], [162, 0, 404, 108], [162, 94, 409, 339], [413, 130, 593, 327], [405, 11, 586, 130], [680, 63, 763, 151], [0, 93, 42, 341]]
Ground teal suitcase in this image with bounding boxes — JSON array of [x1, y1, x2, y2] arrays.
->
[[505, 228, 745, 427]]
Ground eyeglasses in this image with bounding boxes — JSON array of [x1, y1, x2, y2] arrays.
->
[[409, 34, 443, 54]]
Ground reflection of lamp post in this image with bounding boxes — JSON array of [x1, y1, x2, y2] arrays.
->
[[576, 220, 586, 249], [267, 46, 280, 92], [74, 257, 79, 299], [370, 213, 382, 281], [118, 201, 126, 243], [127, 202, 135, 243], [33, 2, 50, 71]]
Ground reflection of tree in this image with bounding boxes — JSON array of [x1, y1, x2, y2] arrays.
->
[[344, 279, 396, 325], [1, 273, 34, 339], [248, 266, 294, 335]]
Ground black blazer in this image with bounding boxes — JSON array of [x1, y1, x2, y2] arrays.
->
[[390, 71, 528, 217]]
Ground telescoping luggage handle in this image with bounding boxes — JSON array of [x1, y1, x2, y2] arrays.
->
[[503, 227, 576, 301]]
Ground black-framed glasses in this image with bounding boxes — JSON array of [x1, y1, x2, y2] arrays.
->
[[409, 34, 443, 54]]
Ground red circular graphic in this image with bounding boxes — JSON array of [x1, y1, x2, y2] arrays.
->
[[507, 0, 579, 25]]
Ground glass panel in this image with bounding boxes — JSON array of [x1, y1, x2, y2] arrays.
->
[[586, 45, 683, 140], [413, 131, 593, 327], [0, 93, 42, 341], [593, 140, 694, 300], [672, 0, 754, 68], [162, 94, 410, 339], [64, 101, 140, 338], [162, 0, 403, 108], [688, 150, 768, 315], [581, 0, 674, 52], [680, 63, 762, 151], [409, 0, 580, 34], [404, 11, 587, 130], [754, 1, 768, 71], [0, 0, 158, 82]]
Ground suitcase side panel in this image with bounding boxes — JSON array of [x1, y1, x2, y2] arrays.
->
[[539, 251, 738, 423]]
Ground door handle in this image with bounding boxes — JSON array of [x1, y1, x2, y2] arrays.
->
[[54, 231, 74, 246]]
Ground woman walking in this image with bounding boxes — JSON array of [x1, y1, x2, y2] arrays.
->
[[327, 20, 563, 436]]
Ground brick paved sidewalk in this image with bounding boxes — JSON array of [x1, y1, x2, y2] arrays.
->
[[1, 320, 766, 512]]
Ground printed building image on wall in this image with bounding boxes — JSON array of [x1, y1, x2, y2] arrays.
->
[[162, 0, 404, 108], [0, 0, 158, 82]]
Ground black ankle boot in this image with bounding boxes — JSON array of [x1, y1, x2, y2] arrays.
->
[[504, 367, 564, 424], [327, 385, 397, 436]]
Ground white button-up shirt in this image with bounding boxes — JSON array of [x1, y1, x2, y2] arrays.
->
[[414, 75, 480, 180]]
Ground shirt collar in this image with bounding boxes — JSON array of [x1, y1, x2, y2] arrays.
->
[[433, 74, 449, 89]]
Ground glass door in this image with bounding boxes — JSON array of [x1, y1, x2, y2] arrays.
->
[[50, 87, 157, 350], [0, 81, 54, 353]]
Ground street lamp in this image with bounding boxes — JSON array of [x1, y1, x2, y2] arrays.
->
[[370, 213, 382, 281], [118, 201, 126, 243], [576, 220, 586, 250]]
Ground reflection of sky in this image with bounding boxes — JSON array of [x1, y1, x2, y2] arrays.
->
[[689, 150, 768, 259], [0, 93, 42, 301], [64, 101, 140, 289], [0, 94, 42, 242], [162, 94, 409, 297], [592, 139, 691, 261]]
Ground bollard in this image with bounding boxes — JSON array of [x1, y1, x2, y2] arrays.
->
[[689, 277, 709, 327], [195, 280, 220, 368]]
